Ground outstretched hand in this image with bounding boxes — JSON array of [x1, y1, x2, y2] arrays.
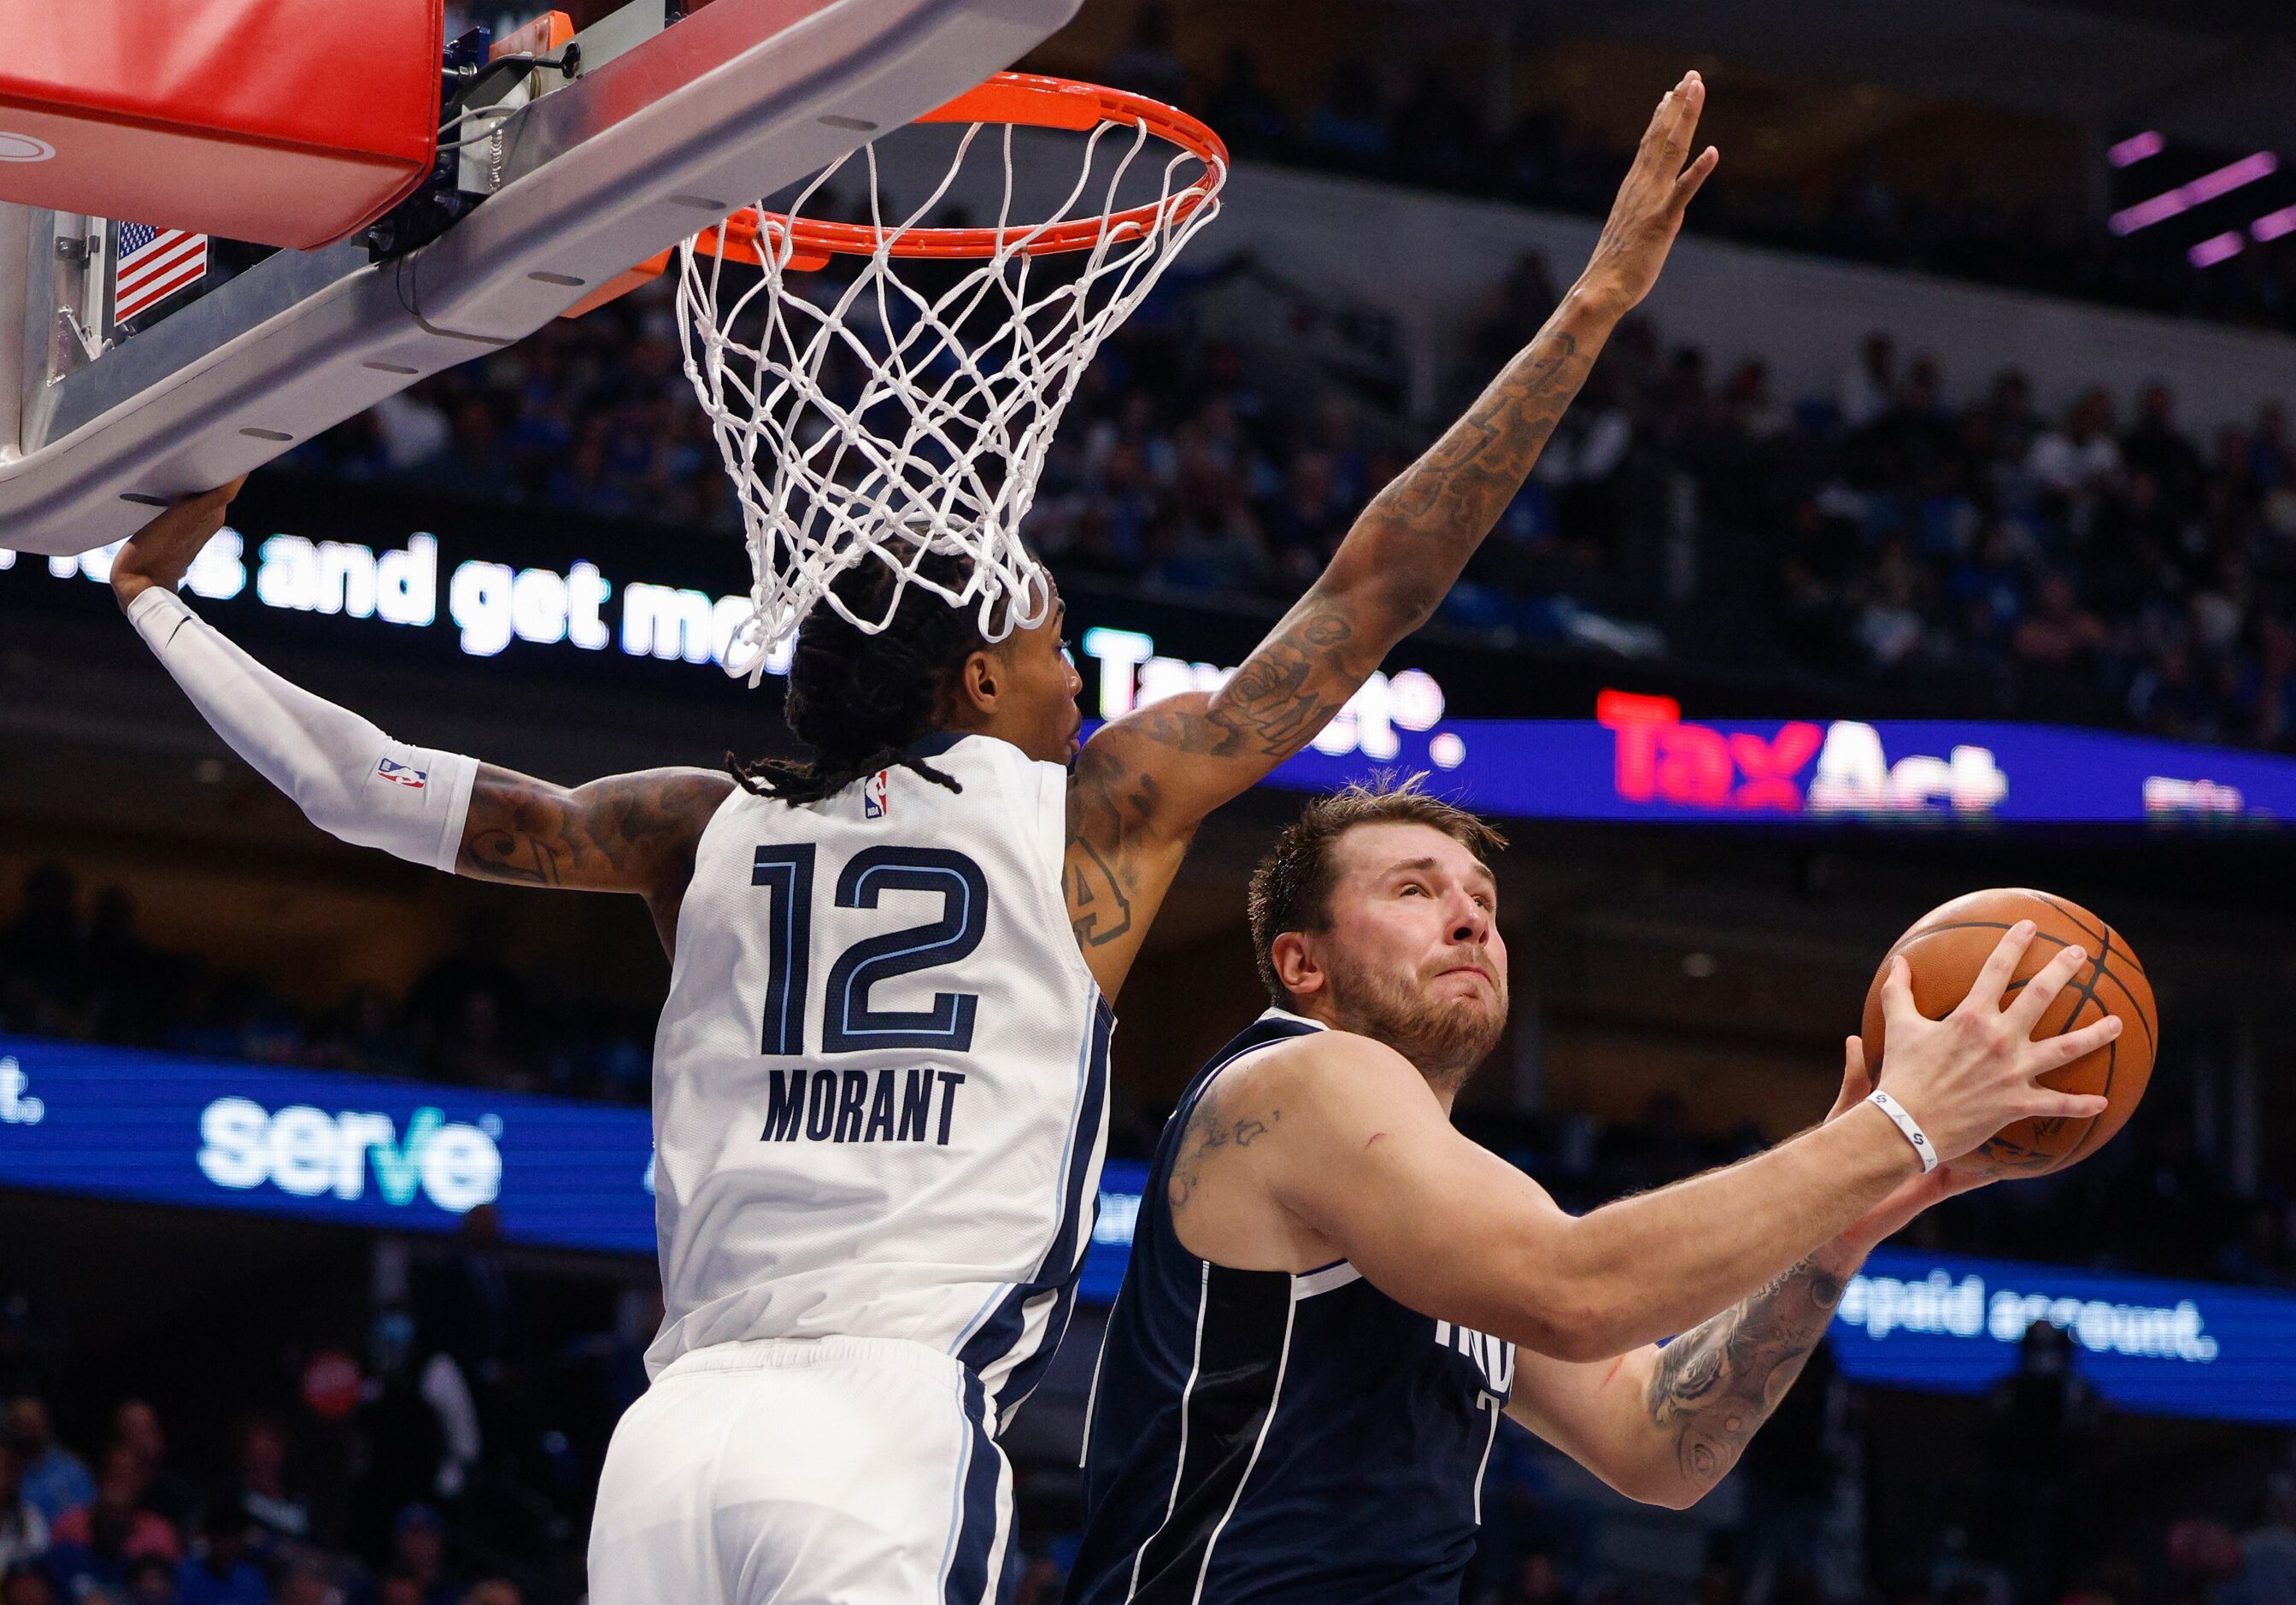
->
[[1579, 72, 1720, 316], [109, 479, 246, 608], [1827, 1035, 1993, 1256]]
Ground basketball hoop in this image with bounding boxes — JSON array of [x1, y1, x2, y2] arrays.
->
[[672, 72, 1227, 680]]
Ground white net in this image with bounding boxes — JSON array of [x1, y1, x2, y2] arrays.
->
[[677, 108, 1225, 683]]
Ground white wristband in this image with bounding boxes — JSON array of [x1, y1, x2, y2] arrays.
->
[[1866, 1089, 1939, 1173]]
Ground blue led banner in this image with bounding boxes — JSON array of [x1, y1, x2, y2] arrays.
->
[[1082, 1173, 2296, 1426], [1078, 626, 2287, 826], [9, 1037, 2293, 1426], [1083, 1159, 1149, 1306], [12, 513, 2293, 827], [1196, 697, 2287, 828], [1832, 1247, 2296, 1425], [0, 1037, 655, 1254]]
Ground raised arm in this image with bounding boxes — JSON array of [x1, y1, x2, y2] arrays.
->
[[1066, 73, 1718, 994], [109, 485, 730, 955]]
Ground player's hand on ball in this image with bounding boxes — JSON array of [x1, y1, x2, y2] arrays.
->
[[1870, 920, 2122, 1165], [1578, 71, 1719, 316], [110, 478, 246, 608], [1829, 1035, 1994, 1253]]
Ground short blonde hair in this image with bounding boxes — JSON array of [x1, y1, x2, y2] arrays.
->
[[1245, 774, 1505, 1007]]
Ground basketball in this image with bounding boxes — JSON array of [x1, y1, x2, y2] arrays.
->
[[1859, 889, 2158, 1179]]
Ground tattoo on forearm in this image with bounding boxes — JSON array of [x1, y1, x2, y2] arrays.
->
[[1062, 310, 1606, 944], [458, 768, 728, 896], [1166, 1081, 1280, 1214], [1644, 1256, 1845, 1491], [1356, 327, 1589, 617], [1117, 320, 1597, 780]]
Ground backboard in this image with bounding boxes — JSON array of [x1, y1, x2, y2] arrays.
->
[[0, 0, 1083, 557]]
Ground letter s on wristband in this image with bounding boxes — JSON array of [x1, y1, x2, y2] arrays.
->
[[1867, 1089, 1939, 1173]]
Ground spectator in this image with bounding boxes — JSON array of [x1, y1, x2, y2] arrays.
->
[[47, 1445, 182, 1573], [175, 1508, 270, 1605], [2231, 1472, 2296, 1605], [458, 1585, 519, 1605], [114, 1402, 197, 1530], [1984, 1320, 2105, 1602], [1304, 60, 1392, 168], [276, 1563, 336, 1605], [1838, 332, 1896, 432], [1102, 2, 1187, 108], [1203, 48, 1288, 159], [0, 1569, 55, 1605], [2027, 388, 2122, 495], [380, 1507, 459, 1605], [132, 1554, 185, 1605], [223, 1417, 313, 1560], [3, 1400, 93, 1526], [0, 1443, 45, 1575], [370, 392, 451, 475], [2124, 383, 2206, 514]]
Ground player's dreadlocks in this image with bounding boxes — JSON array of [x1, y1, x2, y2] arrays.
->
[[728, 550, 988, 805]]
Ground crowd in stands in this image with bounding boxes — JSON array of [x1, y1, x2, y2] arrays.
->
[[3, 1193, 2293, 1605], [281, 233, 2296, 753], [0, 1207, 608, 1605], [1090, 3, 2296, 332], [0, 865, 657, 1108]]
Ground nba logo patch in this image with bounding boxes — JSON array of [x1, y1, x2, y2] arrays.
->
[[375, 757, 428, 791], [863, 770, 890, 820]]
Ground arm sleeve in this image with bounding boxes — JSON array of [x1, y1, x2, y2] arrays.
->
[[126, 586, 479, 873]]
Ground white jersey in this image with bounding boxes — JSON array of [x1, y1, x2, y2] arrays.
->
[[645, 732, 1109, 1419]]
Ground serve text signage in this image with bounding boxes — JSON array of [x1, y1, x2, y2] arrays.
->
[[0, 1038, 655, 1253]]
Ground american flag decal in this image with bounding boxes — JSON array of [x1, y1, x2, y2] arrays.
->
[[113, 222, 208, 324]]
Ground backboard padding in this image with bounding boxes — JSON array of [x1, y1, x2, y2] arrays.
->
[[0, 0, 1084, 556]]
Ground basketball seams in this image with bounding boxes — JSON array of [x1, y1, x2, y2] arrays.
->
[[2029, 892, 2148, 977], [1878, 907, 2155, 1177], [1888, 920, 2154, 1053]]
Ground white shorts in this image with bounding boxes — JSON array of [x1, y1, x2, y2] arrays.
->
[[587, 1335, 1013, 1605]]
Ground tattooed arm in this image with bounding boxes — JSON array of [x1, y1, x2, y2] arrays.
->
[[1500, 1048, 1994, 1508], [108, 485, 732, 959], [1501, 1244, 1856, 1509], [1065, 74, 1719, 997], [108, 484, 725, 960], [457, 766, 735, 955]]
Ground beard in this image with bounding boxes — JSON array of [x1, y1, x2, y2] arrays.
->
[[1321, 944, 1508, 1092]]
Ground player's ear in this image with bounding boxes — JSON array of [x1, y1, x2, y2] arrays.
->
[[1271, 932, 1325, 1000], [957, 649, 1001, 714]]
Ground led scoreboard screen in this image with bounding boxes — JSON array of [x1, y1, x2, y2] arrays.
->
[[8, 516, 2290, 826]]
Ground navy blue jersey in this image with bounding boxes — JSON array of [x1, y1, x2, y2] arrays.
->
[[1068, 1010, 1516, 1605]]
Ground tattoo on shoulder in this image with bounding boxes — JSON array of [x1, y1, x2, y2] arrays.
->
[[1645, 1256, 1844, 1488], [1166, 1079, 1281, 1214]]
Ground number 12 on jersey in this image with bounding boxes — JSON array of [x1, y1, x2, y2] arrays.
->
[[750, 844, 990, 1055]]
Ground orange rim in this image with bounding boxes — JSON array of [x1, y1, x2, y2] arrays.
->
[[695, 72, 1227, 272]]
